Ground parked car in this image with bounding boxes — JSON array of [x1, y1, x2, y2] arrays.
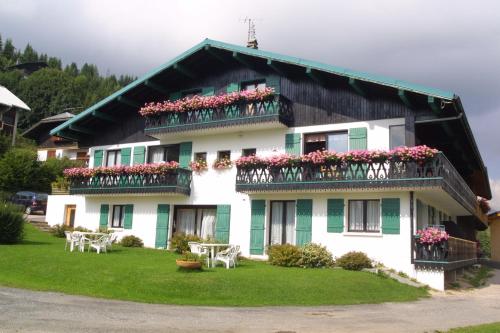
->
[[10, 191, 48, 215]]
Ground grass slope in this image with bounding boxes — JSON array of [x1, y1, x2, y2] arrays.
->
[[0, 224, 428, 306], [443, 322, 500, 333]]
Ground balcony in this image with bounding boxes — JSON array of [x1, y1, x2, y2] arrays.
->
[[414, 236, 477, 270], [236, 152, 479, 218], [144, 94, 292, 138], [68, 169, 192, 196]]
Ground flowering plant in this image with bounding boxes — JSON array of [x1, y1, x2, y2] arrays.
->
[[189, 159, 208, 173], [213, 157, 232, 170], [63, 161, 180, 179], [389, 145, 438, 162], [139, 87, 275, 116], [416, 227, 449, 245]]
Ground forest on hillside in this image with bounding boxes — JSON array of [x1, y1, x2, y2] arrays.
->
[[0, 34, 136, 130]]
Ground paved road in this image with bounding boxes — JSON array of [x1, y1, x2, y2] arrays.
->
[[1, 271, 499, 333]]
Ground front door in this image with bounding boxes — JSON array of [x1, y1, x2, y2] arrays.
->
[[64, 205, 76, 227]]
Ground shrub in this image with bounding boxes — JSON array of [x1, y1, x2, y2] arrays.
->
[[50, 224, 72, 238], [74, 226, 91, 233], [336, 251, 372, 271], [179, 251, 205, 264], [0, 202, 25, 244], [267, 244, 302, 267], [120, 235, 143, 247], [170, 232, 202, 254], [299, 243, 334, 268]]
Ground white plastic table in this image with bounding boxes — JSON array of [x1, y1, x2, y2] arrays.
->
[[199, 243, 230, 268], [73, 232, 106, 252]]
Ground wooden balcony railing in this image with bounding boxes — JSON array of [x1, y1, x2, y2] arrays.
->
[[236, 152, 478, 217], [414, 236, 477, 270], [144, 94, 292, 135], [68, 169, 192, 195]]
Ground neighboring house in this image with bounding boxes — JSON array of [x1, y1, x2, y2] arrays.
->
[[488, 212, 500, 262], [0, 85, 30, 145], [45, 39, 491, 290], [22, 112, 88, 164]]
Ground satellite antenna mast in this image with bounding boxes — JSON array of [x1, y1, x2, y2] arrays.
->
[[243, 17, 259, 49]]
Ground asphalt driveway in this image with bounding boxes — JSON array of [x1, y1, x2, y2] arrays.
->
[[1, 271, 499, 333]]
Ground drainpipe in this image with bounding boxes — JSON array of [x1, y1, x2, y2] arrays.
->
[[410, 191, 414, 264], [11, 107, 18, 146]]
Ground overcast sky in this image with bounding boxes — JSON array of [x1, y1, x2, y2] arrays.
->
[[1, 0, 499, 208]]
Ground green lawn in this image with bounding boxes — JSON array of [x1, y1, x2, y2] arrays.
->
[[443, 322, 500, 333], [0, 224, 428, 306]]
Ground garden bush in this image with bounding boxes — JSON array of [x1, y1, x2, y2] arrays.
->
[[50, 224, 72, 238], [120, 235, 144, 247], [336, 251, 372, 271], [0, 202, 25, 244], [267, 244, 302, 267], [170, 232, 202, 254], [299, 243, 334, 268]]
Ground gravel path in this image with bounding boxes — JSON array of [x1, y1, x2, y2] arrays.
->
[[1, 270, 499, 333]]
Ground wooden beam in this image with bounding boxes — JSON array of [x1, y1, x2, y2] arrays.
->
[[57, 130, 85, 141], [233, 52, 253, 68], [173, 63, 196, 78], [427, 96, 441, 113], [144, 80, 168, 94], [92, 110, 120, 123], [398, 89, 414, 109], [267, 59, 285, 76], [305, 67, 324, 85], [348, 78, 366, 97], [117, 96, 141, 108], [204, 45, 225, 63], [69, 124, 98, 136]]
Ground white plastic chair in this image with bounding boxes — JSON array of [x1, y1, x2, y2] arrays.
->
[[215, 245, 240, 269], [89, 234, 110, 254], [188, 242, 210, 266], [106, 233, 119, 251], [64, 231, 81, 252]]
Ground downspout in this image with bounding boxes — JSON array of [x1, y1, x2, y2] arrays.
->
[[11, 107, 18, 146], [410, 191, 414, 264]]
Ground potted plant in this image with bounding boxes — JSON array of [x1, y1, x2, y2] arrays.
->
[[415, 227, 449, 260], [176, 252, 203, 270]]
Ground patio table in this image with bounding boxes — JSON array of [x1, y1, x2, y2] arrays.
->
[[199, 243, 230, 268], [73, 232, 106, 252]]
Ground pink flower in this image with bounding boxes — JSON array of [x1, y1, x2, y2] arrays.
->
[[63, 161, 180, 179]]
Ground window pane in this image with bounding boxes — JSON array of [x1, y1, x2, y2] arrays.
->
[[106, 151, 116, 166], [284, 202, 296, 245], [389, 125, 405, 149], [149, 146, 164, 163], [195, 152, 207, 162], [270, 202, 284, 245], [165, 145, 180, 162], [242, 148, 256, 157], [112, 206, 122, 228], [115, 151, 121, 166], [349, 201, 364, 231], [328, 132, 348, 152], [366, 201, 380, 231]]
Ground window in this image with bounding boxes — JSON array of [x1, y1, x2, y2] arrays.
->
[[304, 131, 348, 154], [389, 125, 405, 149], [242, 148, 256, 157], [348, 200, 380, 232], [242, 81, 266, 91], [106, 150, 121, 166], [147, 145, 180, 164], [194, 152, 207, 163], [174, 206, 217, 239], [47, 150, 56, 158], [269, 201, 296, 245], [217, 150, 231, 160], [111, 205, 125, 228]]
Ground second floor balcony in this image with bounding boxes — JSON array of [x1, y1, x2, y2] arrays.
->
[[143, 94, 292, 138]]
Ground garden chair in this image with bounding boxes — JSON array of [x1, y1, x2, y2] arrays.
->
[[64, 231, 81, 252], [89, 234, 110, 254], [106, 232, 120, 251], [215, 245, 239, 269], [188, 242, 210, 266]]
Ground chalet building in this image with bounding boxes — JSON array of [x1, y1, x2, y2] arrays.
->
[[22, 112, 88, 164], [0, 85, 30, 144], [45, 39, 491, 290]]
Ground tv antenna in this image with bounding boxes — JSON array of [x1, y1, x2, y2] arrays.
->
[[240, 17, 262, 49]]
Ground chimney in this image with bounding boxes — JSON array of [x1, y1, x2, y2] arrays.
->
[[247, 39, 258, 49]]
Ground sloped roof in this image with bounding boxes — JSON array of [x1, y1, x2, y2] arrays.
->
[[0, 85, 30, 111], [23, 112, 75, 139], [50, 38, 456, 136]]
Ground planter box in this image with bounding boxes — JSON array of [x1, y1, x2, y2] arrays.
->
[[176, 259, 202, 270]]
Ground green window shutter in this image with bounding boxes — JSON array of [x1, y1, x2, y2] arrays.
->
[[133, 146, 145, 165], [266, 75, 280, 94], [155, 204, 170, 248], [349, 127, 367, 150], [93, 150, 103, 167], [226, 82, 240, 93], [201, 87, 215, 96], [123, 204, 134, 230], [296, 199, 312, 246], [215, 205, 231, 243], [99, 204, 109, 228], [179, 142, 192, 168], [285, 133, 301, 155], [327, 199, 344, 233], [120, 147, 132, 166], [382, 198, 400, 234], [169, 91, 181, 101], [249, 200, 266, 255]]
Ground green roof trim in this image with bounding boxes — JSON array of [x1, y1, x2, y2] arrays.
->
[[50, 38, 456, 136]]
